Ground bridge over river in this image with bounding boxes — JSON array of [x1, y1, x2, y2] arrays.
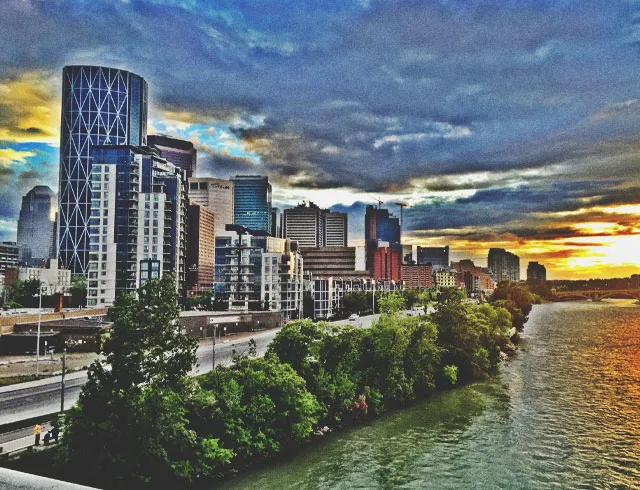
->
[[550, 289, 640, 301]]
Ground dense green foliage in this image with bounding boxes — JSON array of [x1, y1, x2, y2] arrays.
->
[[490, 281, 539, 331], [61, 275, 210, 487], [57, 277, 533, 488]]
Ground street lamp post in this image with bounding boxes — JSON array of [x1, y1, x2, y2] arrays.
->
[[372, 280, 376, 315], [60, 347, 66, 412], [35, 283, 43, 378], [211, 324, 218, 370]]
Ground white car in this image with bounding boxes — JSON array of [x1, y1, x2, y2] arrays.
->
[[348, 313, 359, 321]]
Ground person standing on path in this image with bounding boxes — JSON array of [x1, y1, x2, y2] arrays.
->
[[34, 423, 43, 446]]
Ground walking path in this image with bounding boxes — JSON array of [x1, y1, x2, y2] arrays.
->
[[0, 423, 60, 457]]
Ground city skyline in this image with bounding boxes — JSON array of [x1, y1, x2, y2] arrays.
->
[[1, 1, 639, 279]]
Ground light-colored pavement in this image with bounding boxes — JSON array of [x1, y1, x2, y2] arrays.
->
[[0, 466, 98, 489]]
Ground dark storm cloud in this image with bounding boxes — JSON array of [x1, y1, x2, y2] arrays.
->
[[404, 181, 640, 232], [1, 0, 640, 241]]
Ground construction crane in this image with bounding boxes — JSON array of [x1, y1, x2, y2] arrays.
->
[[395, 202, 409, 226], [375, 198, 384, 209]]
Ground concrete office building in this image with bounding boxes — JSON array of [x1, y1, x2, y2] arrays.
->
[[283, 202, 348, 247], [4, 259, 71, 296], [86, 146, 187, 306], [299, 246, 357, 277], [527, 261, 547, 282], [232, 175, 272, 233], [17, 186, 57, 267], [370, 246, 402, 282], [401, 264, 433, 289], [187, 203, 215, 293], [417, 246, 449, 269], [435, 269, 462, 289], [324, 211, 348, 246], [148, 134, 197, 178], [488, 248, 520, 283], [58, 66, 148, 275], [188, 178, 234, 236]]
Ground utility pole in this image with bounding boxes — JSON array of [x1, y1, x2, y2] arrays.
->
[[60, 347, 66, 412]]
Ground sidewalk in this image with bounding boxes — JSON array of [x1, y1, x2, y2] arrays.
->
[[0, 424, 59, 458]]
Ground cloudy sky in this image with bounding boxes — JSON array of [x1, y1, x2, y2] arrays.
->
[[1, 0, 639, 279]]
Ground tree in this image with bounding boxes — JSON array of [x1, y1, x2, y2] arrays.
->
[[6, 278, 42, 307], [432, 290, 512, 382], [69, 275, 87, 307], [197, 355, 321, 464], [61, 275, 213, 487], [491, 281, 538, 331], [378, 291, 407, 315]]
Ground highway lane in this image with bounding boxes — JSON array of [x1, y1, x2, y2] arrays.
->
[[0, 314, 389, 427]]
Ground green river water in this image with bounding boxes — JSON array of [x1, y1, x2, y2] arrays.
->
[[219, 300, 640, 489]]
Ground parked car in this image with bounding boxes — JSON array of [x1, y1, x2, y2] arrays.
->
[[348, 313, 359, 321]]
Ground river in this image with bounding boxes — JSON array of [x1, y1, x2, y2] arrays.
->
[[219, 300, 640, 489]]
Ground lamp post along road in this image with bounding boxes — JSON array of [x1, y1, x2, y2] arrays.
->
[[35, 283, 43, 378], [212, 324, 217, 370], [60, 347, 66, 412]]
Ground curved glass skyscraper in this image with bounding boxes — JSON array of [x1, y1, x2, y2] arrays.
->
[[58, 65, 148, 274]]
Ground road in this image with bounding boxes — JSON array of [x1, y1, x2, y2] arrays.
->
[[0, 314, 385, 427]]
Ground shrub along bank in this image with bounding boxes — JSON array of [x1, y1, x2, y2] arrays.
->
[[7, 281, 531, 489]]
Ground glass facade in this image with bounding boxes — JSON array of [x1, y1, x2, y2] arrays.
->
[[58, 66, 148, 275], [232, 175, 272, 233]]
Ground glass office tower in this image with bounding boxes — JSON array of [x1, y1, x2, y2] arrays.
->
[[17, 185, 57, 266], [231, 175, 272, 233], [58, 65, 148, 275]]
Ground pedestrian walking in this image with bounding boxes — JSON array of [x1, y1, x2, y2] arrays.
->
[[34, 423, 43, 446]]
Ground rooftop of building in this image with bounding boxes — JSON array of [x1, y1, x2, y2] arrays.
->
[[148, 134, 195, 150]]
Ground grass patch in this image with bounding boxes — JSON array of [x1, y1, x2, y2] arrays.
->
[[0, 374, 56, 387]]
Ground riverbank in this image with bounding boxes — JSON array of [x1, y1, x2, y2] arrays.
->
[[218, 300, 640, 490], [1, 287, 534, 488]]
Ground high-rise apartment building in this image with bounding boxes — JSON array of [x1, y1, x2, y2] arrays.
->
[[232, 175, 272, 233], [416, 246, 449, 268], [58, 66, 148, 275], [188, 178, 234, 235], [17, 186, 57, 267], [148, 134, 197, 178], [488, 248, 520, 283], [215, 232, 303, 319], [0, 242, 19, 276], [86, 146, 187, 306], [283, 202, 347, 247], [527, 261, 547, 282], [187, 203, 215, 293]]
